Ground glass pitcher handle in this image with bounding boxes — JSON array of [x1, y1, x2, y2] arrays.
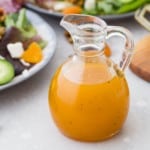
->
[[107, 26, 134, 71]]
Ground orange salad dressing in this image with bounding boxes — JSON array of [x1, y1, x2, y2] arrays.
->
[[49, 60, 129, 141]]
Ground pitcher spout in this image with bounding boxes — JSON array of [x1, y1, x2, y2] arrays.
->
[[60, 14, 107, 36], [60, 14, 108, 55]]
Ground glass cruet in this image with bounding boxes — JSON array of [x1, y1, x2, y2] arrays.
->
[[48, 14, 134, 142]]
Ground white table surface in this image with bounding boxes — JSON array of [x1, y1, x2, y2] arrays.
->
[[0, 14, 149, 150]]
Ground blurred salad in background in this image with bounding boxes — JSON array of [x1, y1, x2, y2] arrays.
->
[[25, 0, 150, 15], [0, 0, 23, 13]]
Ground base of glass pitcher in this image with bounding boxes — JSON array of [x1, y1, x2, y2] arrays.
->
[[59, 129, 121, 142]]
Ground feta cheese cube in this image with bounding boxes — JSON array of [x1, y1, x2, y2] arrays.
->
[[20, 59, 31, 67], [53, 2, 72, 11], [22, 69, 29, 78], [7, 42, 24, 58], [84, 0, 96, 11]]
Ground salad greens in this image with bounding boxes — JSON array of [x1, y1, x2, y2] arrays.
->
[[83, 0, 150, 15], [5, 9, 37, 38], [116, 0, 149, 14]]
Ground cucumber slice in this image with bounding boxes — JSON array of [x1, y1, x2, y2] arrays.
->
[[0, 59, 15, 85]]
